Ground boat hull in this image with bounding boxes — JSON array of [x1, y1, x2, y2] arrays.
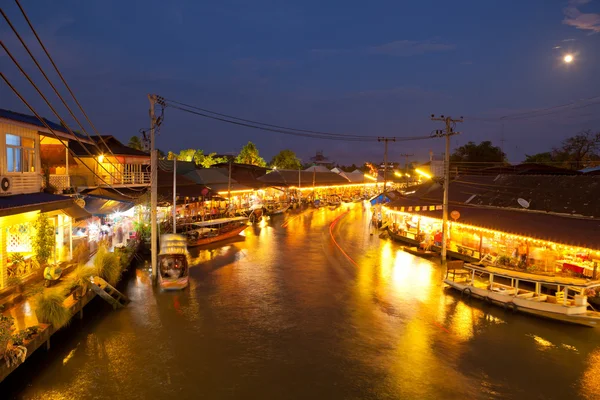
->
[[444, 279, 599, 328], [187, 225, 247, 248], [403, 246, 439, 258], [159, 276, 189, 290]]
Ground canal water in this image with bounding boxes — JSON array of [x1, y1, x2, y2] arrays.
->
[[3, 203, 600, 399]]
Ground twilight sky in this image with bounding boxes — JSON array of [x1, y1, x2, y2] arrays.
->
[[2, 0, 600, 165]]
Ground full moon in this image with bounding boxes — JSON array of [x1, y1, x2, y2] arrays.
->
[[564, 54, 574, 63]]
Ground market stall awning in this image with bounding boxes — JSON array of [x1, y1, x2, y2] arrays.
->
[[0, 193, 75, 217], [62, 204, 91, 221], [83, 196, 134, 216], [386, 198, 600, 250]]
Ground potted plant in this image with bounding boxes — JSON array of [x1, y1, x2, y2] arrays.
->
[[0, 314, 15, 358], [94, 245, 122, 286], [33, 213, 56, 274], [35, 288, 71, 329], [71, 264, 97, 300]]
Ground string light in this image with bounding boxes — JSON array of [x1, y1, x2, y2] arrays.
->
[[382, 206, 597, 254]]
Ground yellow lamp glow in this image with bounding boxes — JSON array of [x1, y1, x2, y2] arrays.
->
[[415, 169, 432, 179], [98, 154, 104, 162], [364, 174, 377, 181]]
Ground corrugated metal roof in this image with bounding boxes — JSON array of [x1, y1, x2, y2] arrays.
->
[[0, 193, 75, 217], [387, 198, 600, 250], [0, 108, 91, 142]]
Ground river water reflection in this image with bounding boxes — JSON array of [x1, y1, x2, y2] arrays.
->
[[3, 203, 600, 399]]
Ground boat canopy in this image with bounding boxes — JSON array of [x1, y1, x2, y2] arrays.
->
[[183, 217, 249, 228], [464, 263, 600, 289], [159, 234, 188, 255]]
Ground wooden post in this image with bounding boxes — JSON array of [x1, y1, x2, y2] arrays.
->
[[478, 234, 483, 259]]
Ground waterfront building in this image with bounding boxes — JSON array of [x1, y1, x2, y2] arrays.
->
[[0, 109, 90, 288], [383, 173, 600, 276]]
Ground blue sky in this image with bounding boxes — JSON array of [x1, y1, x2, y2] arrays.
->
[[2, 0, 600, 165]]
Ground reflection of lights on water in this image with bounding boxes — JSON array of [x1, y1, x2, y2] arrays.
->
[[63, 348, 77, 365], [527, 334, 554, 349], [561, 343, 578, 352]]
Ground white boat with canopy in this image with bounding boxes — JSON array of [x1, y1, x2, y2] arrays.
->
[[180, 217, 249, 247], [445, 261, 600, 327], [158, 234, 189, 290]]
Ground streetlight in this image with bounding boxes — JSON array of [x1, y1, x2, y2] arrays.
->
[[564, 54, 574, 64]]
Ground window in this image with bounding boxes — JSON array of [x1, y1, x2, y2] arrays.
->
[[6, 134, 35, 173]]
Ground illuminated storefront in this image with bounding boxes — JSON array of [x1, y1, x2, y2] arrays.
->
[[383, 203, 600, 277]]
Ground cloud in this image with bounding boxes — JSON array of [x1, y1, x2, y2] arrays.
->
[[563, 0, 600, 33], [311, 39, 455, 57], [345, 86, 451, 101], [367, 40, 455, 56]]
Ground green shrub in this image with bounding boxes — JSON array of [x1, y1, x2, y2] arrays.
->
[[35, 289, 71, 328], [94, 245, 121, 285]]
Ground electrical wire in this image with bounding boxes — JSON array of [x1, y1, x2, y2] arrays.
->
[[167, 103, 435, 142], [1, 72, 141, 199], [464, 95, 600, 122], [164, 98, 379, 139], [13, 0, 129, 171], [0, 8, 143, 191], [0, 41, 147, 192]]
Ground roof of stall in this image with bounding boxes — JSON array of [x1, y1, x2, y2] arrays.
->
[[258, 169, 350, 187], [386, 197, 600, 250]]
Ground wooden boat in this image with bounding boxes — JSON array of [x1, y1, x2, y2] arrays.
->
[[402, 246, 439, 258], [265, 203, 290, 216], [158, 234, 189, 290], [445, 262, 600, 327], [181, 217, 249, 247]]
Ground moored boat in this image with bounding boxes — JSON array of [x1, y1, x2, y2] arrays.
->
[[158, 234, 189, 290], [265, 203, 290, 216], [402, 246, 439, 258], [182, 217, 249, 247], [445, 262, 600, 327]]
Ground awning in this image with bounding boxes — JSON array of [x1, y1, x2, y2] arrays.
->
[[84, 196, 134, 216], [0, 193, 74, 218], [62, 204, 91, 221]]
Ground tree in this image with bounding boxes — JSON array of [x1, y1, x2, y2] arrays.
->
[[524, 130, 600, 170], [33, 213, 55, 266], [524, 152, 554, 164], [450, 141, 506, 171], [166, 149, 228, 168], [128, 135, 144, 151], [235, 141, 266, 167], [554, 130, 600, 170], [270, 149, 301, 169]]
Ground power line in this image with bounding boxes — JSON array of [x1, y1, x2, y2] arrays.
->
[[167, 103, 434, 142], [163, 98, 435, 142], [13, 0, 127, 169], [0, 7, 134, 188], [0, 40, 145, 191], [464, 95, 600, 122], [1, 72, 140, 199]]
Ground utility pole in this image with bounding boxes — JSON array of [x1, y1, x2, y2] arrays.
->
[[148, 94, 159, 282], [377, 137, 396, 193], [172, 156, 177, 234], [399, 153, 414, 188], [431, 115, 463, 263]]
